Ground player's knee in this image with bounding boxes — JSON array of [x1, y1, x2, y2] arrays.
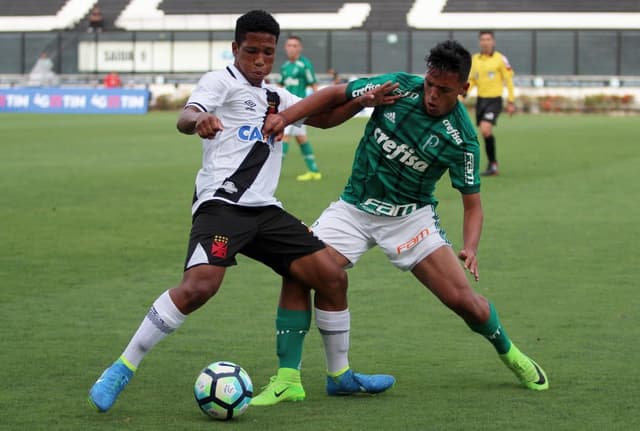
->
[[326, 267, 348, 292], [315, 267, 348, 308], [177, 277, 220, 309], [479, 123, 492, 137], [442, 289, 480, 319]]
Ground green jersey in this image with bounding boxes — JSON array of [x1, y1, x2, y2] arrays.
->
[[342, 72, 481, 217], [280, 56, 317, 98]]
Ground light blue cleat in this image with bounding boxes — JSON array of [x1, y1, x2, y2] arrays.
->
[[88, 358, 135, 412], [326, 369, 395, 396]]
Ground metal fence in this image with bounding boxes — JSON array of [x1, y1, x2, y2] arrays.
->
[[1, 29, 639, 77]]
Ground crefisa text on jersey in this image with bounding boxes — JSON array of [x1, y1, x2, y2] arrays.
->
[[351, 83, 419, 100], [373, 127, 429, 172], [442, 119, 463, 145]]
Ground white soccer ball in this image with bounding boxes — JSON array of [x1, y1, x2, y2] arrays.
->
[[194, 361, 253, 420]]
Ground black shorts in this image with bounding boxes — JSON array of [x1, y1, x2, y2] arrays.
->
[[184, 200, 325, 276], [476, 97, 503, 126]]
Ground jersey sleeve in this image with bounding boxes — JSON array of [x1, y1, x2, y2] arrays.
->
[[345, 73, 400, 101], [467, 56, 478, 95], [185, 72, 229, 113], [500, 54, 515, 102], [447, 140, 481, 194]]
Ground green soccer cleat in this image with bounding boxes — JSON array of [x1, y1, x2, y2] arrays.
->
[[250, 368, 306, 406], [500, 344, 549, 391]]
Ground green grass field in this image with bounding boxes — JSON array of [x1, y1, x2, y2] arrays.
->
[[1, 112, 638, 430]]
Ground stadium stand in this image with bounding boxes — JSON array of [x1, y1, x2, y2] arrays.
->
[[443, 0, 640, 13], [160, 0, 368, 15], [408, 0, 640, 29], [0, 0, 638, 79], [0, 0, 68, 16], [362, 0, 414, 30], [0, 0, 94, 31], [116, 0, 372, 30], [75, 0, 131, 31], [159, 0, 414, 30]]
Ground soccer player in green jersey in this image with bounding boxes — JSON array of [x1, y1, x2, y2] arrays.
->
[[280, 35, 322, 181], [252, 40, 548, 406]]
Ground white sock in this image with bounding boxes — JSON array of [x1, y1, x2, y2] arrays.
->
[[121, 290, 186, 368], [315, 307, 350, 375]]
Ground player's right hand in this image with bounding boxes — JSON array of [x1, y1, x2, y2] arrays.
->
[[358, 81, 401, 107], [195, 113, 223, 139], [458, 248, 479, 282]]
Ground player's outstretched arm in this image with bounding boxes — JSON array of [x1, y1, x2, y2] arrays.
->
[[307, 81, 401, 129], [263, 82, 400, 138], [458, 192, 483, 281], [283, 83, 350, 125], [177, 106, 224, 139]]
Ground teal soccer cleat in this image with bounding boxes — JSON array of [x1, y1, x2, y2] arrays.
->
[[88, 358, 135, 412], [326, 369, 395, 396]]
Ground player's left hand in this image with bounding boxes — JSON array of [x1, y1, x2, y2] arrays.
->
[[458, 249, 479, 281], [358, 81, 402, 108], [262, 113, 288, 141], [507, 102, 516, 116]]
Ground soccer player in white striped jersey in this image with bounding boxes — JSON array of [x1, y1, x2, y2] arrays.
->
[[88, 10, 396, 414]]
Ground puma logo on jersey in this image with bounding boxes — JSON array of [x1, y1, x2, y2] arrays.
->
[[384, 111, 396, 124], [373, 127, 429, 172]]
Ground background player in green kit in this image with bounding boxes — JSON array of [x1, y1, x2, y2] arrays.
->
[[280, 35, 322, 181], [253, 40, 548, 406]]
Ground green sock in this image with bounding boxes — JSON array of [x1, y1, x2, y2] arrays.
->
[[299, 142, 319, 172], [282, 141, 289, 160], [276, 307, 311, 370], [468, 302, 512, 354]]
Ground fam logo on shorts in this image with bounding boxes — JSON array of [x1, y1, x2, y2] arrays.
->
[[396, 228, 430, 254], [211, 235, 229, 258]]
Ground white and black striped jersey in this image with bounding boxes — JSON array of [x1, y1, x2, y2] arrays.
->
[[185, 64, 302, 213]]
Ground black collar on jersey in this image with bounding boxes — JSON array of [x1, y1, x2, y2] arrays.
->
[[227, 64, 265, 88]]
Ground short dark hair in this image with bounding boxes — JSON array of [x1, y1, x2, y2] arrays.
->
[[287, 35, 302, 42], [479, 30, 494, 38], [424, 40, 471, 82], [235, 10, 280, 44]]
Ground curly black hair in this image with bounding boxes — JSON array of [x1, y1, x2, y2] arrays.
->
[[235, 10, 280, 44], [424, 40, 472, 82]]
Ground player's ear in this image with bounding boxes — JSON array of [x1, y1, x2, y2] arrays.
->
[[232, 41, 239, 58], [460, 82, 470, 96]]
